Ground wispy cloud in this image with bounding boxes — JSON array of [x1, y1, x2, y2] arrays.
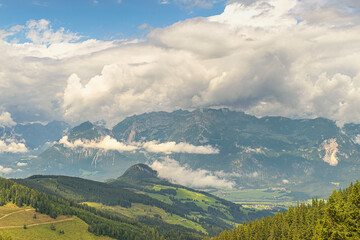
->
[[33, 1, 48, 7], [138, 23, 149, 30], [26, 19, 81, 45], [175, 0, 216, 9]]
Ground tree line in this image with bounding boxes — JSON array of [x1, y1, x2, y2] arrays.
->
[[207, 180, 360, 240]]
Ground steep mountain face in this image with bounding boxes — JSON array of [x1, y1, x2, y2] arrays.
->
[[13, 108, 360, 197], [112, 109, 360, 196]]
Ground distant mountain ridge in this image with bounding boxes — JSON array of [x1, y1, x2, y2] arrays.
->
[[8, 108, 360, 198], [0, 120, 69, 149], [0, 120, 70, 173]]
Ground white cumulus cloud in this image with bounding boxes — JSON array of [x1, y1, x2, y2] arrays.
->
[[0, 140, 28, 153], [0, 112, 16, 127], [0, 165, 13, 174], [59, 135, 138, 152], [17, 162, 28, 167], [1, 0, 360, 126], [150, 158, 235, 188]]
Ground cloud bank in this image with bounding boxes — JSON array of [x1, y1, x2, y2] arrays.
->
[[142, 140, 219, 154], [1, 0, 360, 125], [59, 136, 138, 152], [59, 135, 219, 155], [150, 158, 235, 188]]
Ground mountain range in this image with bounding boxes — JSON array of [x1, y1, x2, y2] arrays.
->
[[3, 108, 360, 198]]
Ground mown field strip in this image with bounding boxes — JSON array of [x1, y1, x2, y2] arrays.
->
[[0, 217, 75, 229]]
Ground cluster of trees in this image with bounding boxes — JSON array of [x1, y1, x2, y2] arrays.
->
[[208, 180, 360, 240]]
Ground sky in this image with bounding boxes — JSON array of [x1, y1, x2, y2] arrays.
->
[[0, 0, 360, 126]]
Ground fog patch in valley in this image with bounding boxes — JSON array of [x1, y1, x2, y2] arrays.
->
[[150, 157, 235, 189]]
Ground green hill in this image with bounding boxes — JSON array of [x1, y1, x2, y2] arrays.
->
[[121, 164, 158, 179], [109, 164, 275, 236], [208, 180, 360, 240], [15, 164, 275, 237], [1, 176, 204, 240]]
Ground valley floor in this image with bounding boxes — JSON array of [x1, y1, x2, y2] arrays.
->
[[208, 188, 312, 210]]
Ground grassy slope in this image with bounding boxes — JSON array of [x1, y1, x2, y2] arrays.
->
[[16, 175, 247, 234], [0, 204, 113, 240], [84, 202, 207, 234], [109, 176, 278, 236]]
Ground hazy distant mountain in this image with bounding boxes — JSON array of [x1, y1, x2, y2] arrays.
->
[[0, 120, 69, 149], [20, 121, 143, 179], [14, 109, 360, 197], [0, 121, 70, 173]]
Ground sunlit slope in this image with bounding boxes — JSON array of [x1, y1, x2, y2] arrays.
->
[[0, 204, 113, 240]]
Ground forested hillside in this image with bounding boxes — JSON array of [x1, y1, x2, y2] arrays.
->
[[14, 164, 274, 237], [208, 180, 360, 240], [0, 177, 203, 240]]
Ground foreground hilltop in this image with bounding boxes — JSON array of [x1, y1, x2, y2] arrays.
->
[[15, 163, 275, 237]]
